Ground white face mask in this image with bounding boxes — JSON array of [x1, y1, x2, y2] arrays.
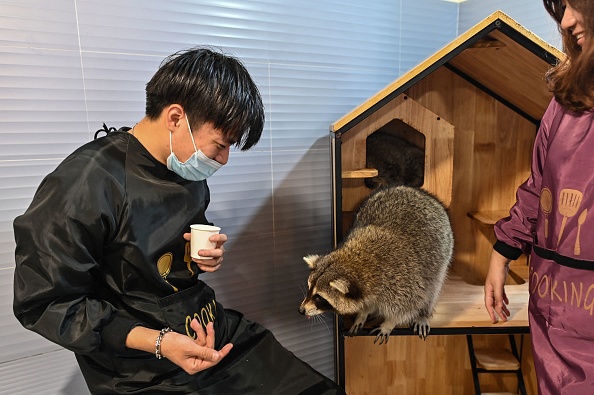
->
[[166, 115, 223, 181]]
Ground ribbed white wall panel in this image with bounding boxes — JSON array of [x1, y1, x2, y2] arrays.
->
[[0, 1, 78, 50], [205, 152, 275, 237], [459, 0, 561, 49], [400, 1, 459, 74], [0, 0, 461, 393], [0, 159, 65, 367], [1, 266, 62, 364], [0, 47, 89, 159], [0, 160, 62, 272], [268, 63, 398, 151], [75, 0, 403, 67], [81, 52, 153, 131], [0, 348, 88, 395]]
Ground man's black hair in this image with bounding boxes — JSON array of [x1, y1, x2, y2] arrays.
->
[[145, 47, 264, 151]]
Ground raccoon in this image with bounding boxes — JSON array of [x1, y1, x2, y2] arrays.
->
[[299, 185, 453, 344], [365, 131, 425, 190]]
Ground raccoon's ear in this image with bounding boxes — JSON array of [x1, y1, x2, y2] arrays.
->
[[329, 279, 350, 295], [303, 255, 320, 269], [330, 279, 362, 299]]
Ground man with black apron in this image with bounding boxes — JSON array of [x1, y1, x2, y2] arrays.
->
[[13, 47, 344, 395]]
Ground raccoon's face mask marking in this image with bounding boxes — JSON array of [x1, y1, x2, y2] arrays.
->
[[299, 254, 334, 316], [299, 255, 362, 317], [299, 292, 333, 317]]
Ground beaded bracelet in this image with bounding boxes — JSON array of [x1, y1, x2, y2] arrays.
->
[[155, 327, 173, 359]]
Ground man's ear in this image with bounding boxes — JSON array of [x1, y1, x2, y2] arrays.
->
[[164, 104, 184, 131]]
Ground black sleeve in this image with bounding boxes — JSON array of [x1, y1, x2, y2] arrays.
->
[[13, 152, 136, 354], [493, 240, 524, 261]]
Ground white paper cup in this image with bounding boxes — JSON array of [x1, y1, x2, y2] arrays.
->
[[190, 224, 221, 259]]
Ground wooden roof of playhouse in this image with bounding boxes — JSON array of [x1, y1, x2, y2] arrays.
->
[[331, 11, 565, 135]]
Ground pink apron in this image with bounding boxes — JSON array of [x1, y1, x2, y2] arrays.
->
[[529, 247, 594, 394], [495, 99, 594, 393]]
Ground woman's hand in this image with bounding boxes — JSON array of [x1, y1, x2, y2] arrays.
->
[[484, 249, 512, 323], [184, 232, 227, 272]]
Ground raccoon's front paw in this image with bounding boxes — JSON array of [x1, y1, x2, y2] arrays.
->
[[412, 318, 430, 340], [370, 319, 398, 345], [347, 313, 368, 336], [348, 322, 364, 336], [370, 327, 391, 345]]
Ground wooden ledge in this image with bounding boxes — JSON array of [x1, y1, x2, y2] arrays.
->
[[342, 168, 378, 179], [430, 271, 528, 329], [340, 271, 529, 335], [467, 210, 510, 226]]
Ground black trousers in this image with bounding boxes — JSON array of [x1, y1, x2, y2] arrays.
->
[[79, 309, 345, 395]]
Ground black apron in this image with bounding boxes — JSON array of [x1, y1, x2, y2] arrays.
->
[[80, 281, 344, 394]]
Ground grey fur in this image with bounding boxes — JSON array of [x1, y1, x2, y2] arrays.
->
[[365, 131, 424, 189], [299, 186, 453, 344]]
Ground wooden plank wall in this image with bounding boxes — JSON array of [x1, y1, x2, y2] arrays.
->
[[345, 334, 536, 395], [406, 67, 535, 285], [340, 66, 538, 394]]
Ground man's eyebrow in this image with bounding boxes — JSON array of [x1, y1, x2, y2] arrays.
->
[[223, 137, 237, 146], [215, 138, 232, 147]]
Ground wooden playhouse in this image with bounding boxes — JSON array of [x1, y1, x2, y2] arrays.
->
[[330, 11, 564, 395]]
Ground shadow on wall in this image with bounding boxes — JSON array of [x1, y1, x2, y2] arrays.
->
[[200, 136, 336, 374], [60, 367, 91, 395]]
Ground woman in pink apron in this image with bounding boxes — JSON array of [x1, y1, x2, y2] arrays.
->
[[484, 1, 594, 393]]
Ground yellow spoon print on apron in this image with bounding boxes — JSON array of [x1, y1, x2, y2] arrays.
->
[[157, 253, 178, 292]]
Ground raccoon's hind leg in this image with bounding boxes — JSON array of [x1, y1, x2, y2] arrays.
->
[[348, 312, 369, 336]]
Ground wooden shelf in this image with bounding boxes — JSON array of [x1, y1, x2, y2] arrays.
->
[[475, 349, 520, 371], [341, 270, 528, 333], [341, 168, 378, 179], [467, 210, 510, 226]]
